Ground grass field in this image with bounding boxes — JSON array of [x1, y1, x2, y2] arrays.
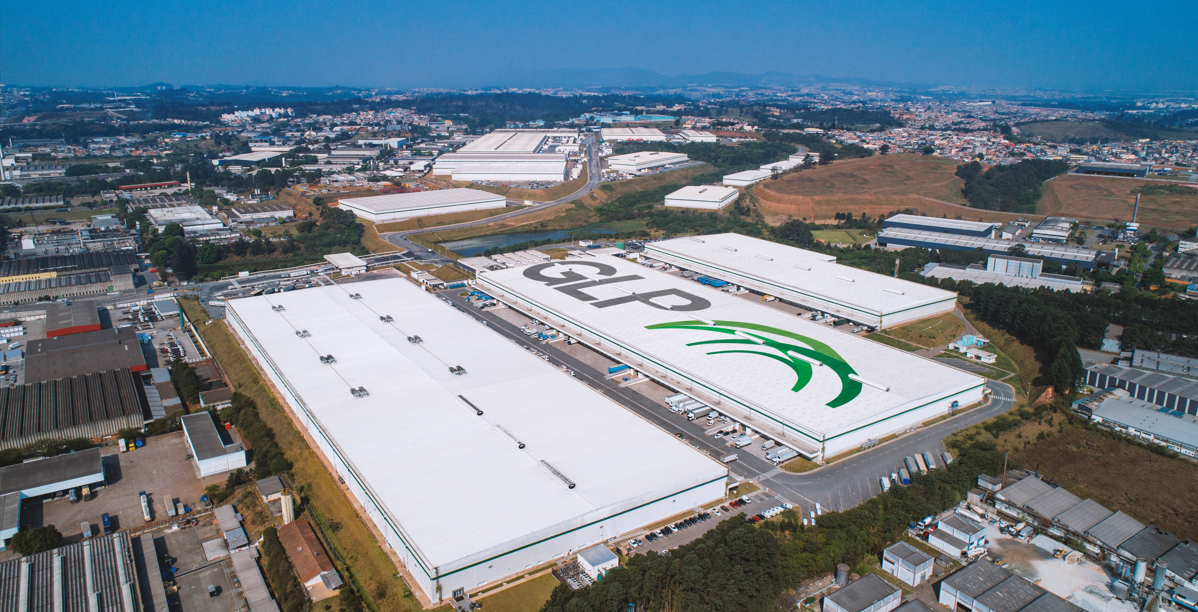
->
[[360, 224, 404, 253], [1009, 422, 1198, 541], [884, 314, 965, 349], [1040, 173, 1198, 229], [178, 299, 419, 612], [810, 229, 874, 245], [476, 573, 560, 612], [778, 457, 819, 473], [751, 155, 1031, 226], [1017, 120, 1198, 142], [961, 310, 1039, 401], [864, 333, 923, 352], [430, 265, 471, 282]]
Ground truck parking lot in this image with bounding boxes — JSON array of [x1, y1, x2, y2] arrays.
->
[[156, 520, 241, 612]]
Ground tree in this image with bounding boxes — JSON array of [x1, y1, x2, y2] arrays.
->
[[151, 249, 169, 271], [9, 525, 62, 556], [171, 240, 198, 280], [776, 220, 814, 247], [169, 360, 201, 403], [801, 154, 816, 169], [161, 222, 185, 239], [880, 144, 890, 155], [1142, 267, 1167, 289], [1007, 244, 1028, 257], [818, 149, 834, 165], [922, 145, 936, 155], [197, 243, 221, 265]]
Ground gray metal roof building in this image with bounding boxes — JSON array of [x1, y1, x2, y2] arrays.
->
[[1075, 162, 1150, 178], [995, 476, 1055, 507], [1118, 525, 1179, 563], [877, 228, 1098, 268], [1085, 511, 1146, 550], [0, 531, 141, 611], [882, 214, 997, 238], [1025, 487, 1083, 521], [180, 413, 246, 477], [0, 369, 148, 451], [1052, 499, 1113, 534], [937, 561, 1083, 612], [1159, 540, 1198, 586], [0, 251, 138, 279], [229, 549, 281, 612], [1084, 364, 1198, 417], [25, 328, 148, 383], [824, 573, 900, 612], [1164, 255, 1198, 282], [977, 576, 1046, 612], [0, 447, 105, 498]]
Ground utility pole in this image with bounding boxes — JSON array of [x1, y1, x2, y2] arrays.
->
[[894, 258, 900, 278]]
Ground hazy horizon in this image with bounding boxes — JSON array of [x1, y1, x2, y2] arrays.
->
[[2, 0, 1196, 93]]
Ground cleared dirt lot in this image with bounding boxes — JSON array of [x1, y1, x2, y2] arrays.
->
[[1040, 173, 1198, 229]]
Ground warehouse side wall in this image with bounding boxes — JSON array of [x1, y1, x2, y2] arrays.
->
[[340, 198, 507, 223]]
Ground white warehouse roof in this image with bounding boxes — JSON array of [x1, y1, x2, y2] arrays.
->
[[645, 233, 958, 328], [664, 186, 740, 210], [607, 151, 688, 172], [224, 278, 725, 598], [722, 169, 771, 186], [460, 131, 551, 153], [338, 189, 505, 217], [601, 128, 666, 141], [478, 255, 984, 458]]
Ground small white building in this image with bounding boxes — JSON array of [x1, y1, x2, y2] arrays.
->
[[600, 127, 667, 142], [147, 206, 226, 234], [823, 574, 900, 612], [680, 130, 718, 142], [722, 169, 772, 187], [324, 253, 367, 275], [181, 412, 247, 478], [663, 185, 739, 210], [929, 514, 987, 558], [881, 541, 933, 586], [576, 545, 618, 580], [606, 151, 688, 174]]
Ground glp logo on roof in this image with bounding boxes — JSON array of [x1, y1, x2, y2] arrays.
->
[[522, 261, 711, 311]]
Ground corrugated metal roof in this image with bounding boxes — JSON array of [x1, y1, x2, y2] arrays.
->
[[0, 370, 146, 446], [976, 576, 1046, 612], [1086, 511, 1145, 549], [25, 328, 147, 383], [1025, 487, 1083, 521], [181, 413, 243, 462], [1160, 540, 1198, 581], [0, 531, 140, 611], [996, 476, 1055, 507], [229, 549, 280, 612], [827, 574, 899, 612], [1053, 499, 1113, 534], [1119, 525, 1179, 562], [942, 560, 1011, 597]]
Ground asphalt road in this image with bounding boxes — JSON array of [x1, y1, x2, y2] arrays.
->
[[441, 291, 1016, 517], [379, 134, 602, 262]]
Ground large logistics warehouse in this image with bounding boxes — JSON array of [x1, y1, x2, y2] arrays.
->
[[433, 130, 574, 181], [225, 279, 726, 602], [606, 151, 688, 173], [644, 234, 958, 329], [477, 256, 985, 460], [337, 189, 507, 223], [664, 185, 740, 210]]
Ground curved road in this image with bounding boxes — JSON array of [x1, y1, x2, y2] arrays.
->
[[380, 134, 602, 261]]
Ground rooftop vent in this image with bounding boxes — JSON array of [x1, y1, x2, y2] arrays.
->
[[449, 365, 467, 376], [541, 460, 576, 489], [883, 288, 905, 295], [379, 315, 394, 323], [349, 293, 362, 300], [457, 395, 484, 416], [836, 276, 855, 283], [319, 355, 337, 364], [350, 386, 369, 398], [295, 330, 311, 338], [754, 254, 773, 261], [271, 305, 286, 312], [407, 335, 423, 344], [794, 265, 811, 271]]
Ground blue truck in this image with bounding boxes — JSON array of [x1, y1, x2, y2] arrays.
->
[[898, 468, 911, 485], [696, 276, 729, 287], [608, 364, 630, 374]]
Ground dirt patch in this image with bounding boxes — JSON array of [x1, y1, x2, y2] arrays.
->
[[884, 314, 965, 349], [751, 155, 1026, 225], [1040, 173, 1198, 229], [1010, 425, 1198, 541]]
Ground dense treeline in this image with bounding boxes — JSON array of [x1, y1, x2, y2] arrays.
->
[[763, 131, 875, 161], [793, 108, 903, 128], [955, 159, 1069, 212], [410, 93, 690, 131], [261, 527, 306, 612], [612, 140, 798, 174], [220, 392, 292, 477], [542, 440, 1003, 612]]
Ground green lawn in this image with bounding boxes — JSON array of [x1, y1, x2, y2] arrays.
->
[[811, 229, 874, 245], [477, 573, 560, 612], [865, 333, 922, 352]]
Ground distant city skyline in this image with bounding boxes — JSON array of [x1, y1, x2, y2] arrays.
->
[[2, 0, 1195, 93]]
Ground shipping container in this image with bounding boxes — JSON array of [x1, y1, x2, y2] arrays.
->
[[81, 522, 92, 539], [899, 468, 911, 485], [166, 495, 177, 517], [118, 438, 126, 452]]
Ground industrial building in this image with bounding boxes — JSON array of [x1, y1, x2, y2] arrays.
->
[[1164, 254, 1198, 282], [722, 169, 771, 187], [605, 151, 688, 174], [1073, 387, 1198, 457], [1029, 217, 1075, 243], [1133, 350, 1198, 377], [823, 573, 900, 612], [937, 560, 1082, 612], [0, 531, 142, 611], [929, 514, 986, 558], [1075, 162, 1150, 178], [1086, 511, 1147, 553], [181, 412, 247, 477], [323, 252, 367, 275], [600, 127, 666, 142], [478, 255, 984, 460], [0, 448, 106, 548], [680, 130, 718, 142], [214, 151, 284, 167], [576, 545, 618, 580], [1082, 364, 1198, 417], [145, 205, 225, 234], [882, 214, 997, 238], [0, 252, 138, 305], [645, 233, 958, 329], [278, 520, 342, 600], [224, 278, 726, 601], [0, 195, 66, 210], [337, 189, 507, 223], [881, 541, 932, 586], [25, 327, 148, 383], [922, 260, 1085, 293], [663, 185, 739, 210], [433, 130, 574, 182], [130, 194, 196, 210], [223, 203, 295, 225], [877, 227, 1099, 269], [0, 369, 148, 450]]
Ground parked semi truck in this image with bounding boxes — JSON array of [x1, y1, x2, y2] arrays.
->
[[687, 407, 713, 420], [721, 454, 739, 463], [913, 454, 929, 474], [140, 492, 152, 523], [899, 468, 911, 485], [733, 435, 753, 449], [761, 440, 776, 450], [941, 451, 954, 466], [771, 448, 798, 464], [923, 451, 938, 470], [608, 364, 630, 374], [880, 477, 891, 492], [904, 457, 918, 474]]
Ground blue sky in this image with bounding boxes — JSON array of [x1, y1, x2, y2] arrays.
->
[[2, 0, 1194, 92]]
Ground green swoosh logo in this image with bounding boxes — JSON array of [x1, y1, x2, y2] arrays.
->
[[645, 320, 862, 407]]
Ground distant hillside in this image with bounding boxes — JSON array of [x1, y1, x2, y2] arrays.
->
[[1018, 120, 1198, 142]]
